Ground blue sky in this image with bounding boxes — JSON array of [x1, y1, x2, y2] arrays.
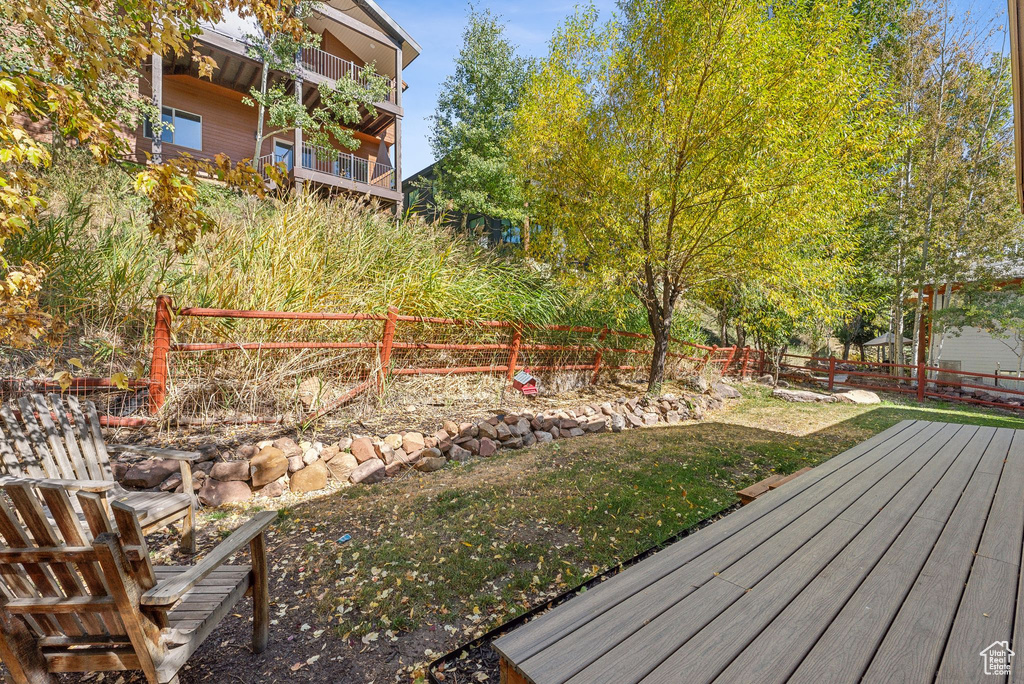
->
[[385, 0, 1008, 180]]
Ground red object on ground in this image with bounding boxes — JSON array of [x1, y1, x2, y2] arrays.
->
[[513, 370, 539, 396]]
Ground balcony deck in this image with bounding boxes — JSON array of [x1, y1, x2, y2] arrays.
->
[[494, 419, 1024, 684]]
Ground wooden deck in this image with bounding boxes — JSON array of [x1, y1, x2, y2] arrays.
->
[[493, 420, 1024, 683]]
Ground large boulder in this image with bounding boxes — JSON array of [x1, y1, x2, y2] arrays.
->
[[713, 383, 742, 400], [210, 460, 249, 482], [198, 479, 252, 506], [772, 388, 838, 404], [122, 460, 178, 489], [350, 437, 377, 464], [349, 459, 386, 485], [250, 447, 288, 487], [289, 459, 329, 493], [835, 389, 881, 405]]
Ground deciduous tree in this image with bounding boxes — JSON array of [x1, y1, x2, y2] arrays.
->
[[513, 0, 898, 389]]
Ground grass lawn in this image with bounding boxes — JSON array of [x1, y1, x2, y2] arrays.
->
[[150, 385, 1024, 683]]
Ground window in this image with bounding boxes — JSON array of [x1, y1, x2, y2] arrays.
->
[[273, 141, 294, 171], [143, 107, 202, 151]]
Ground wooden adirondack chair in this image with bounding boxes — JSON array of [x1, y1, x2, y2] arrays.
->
[[0, 393, 197, 552], [0, 481, 275, 684]]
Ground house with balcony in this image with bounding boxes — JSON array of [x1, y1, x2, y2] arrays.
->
[[136, 0, 420, 207]]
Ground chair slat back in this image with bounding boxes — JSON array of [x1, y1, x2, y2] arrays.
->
[[0, 482, 162, 676], [0, 394, 113, 483]]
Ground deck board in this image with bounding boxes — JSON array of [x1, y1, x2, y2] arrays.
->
[[493, 420, 1024, 684], [507, 421, 934, 681]]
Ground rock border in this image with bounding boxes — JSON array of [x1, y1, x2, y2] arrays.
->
[[111, 382, 741, 506]]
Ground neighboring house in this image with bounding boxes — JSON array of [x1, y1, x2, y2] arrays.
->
[[921, 258, 1024, 380], [137, 0, 420, 208], [404, 162, 522, 247]]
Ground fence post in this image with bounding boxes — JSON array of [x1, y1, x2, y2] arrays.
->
[[378, 306, 399, 391], [148, 295, 172, 414], [506, 328, 523, 383], [590, 326, 609, 385], [917, 362, 926, 403], [722, 346, 737, 375], [740, 347, 751, 378], [828, 356, 836, 392]]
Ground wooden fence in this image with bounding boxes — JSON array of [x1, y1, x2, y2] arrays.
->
[[148, 296, 767, 421], [779, 353, 1024, 412]]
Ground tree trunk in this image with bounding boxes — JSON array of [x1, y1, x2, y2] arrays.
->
[[253, 61, 270, 161], [649, 325, 670, 393]]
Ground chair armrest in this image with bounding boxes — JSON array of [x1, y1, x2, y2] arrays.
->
[[0, 476, 118, 493], [107, 445, 202, 461], [141, 511, 277, 606]]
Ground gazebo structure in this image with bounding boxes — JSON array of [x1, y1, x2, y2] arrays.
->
[[863, 332, 912, 363]]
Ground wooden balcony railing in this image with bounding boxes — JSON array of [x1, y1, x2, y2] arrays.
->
[[301, 144, 396, 190], [299, 47, 397, 104]]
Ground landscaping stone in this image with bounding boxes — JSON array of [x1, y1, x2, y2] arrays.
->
[[290, 459, 328, 493], [836, 389, 881, 405], [123, 460, 178, 489], [112, 462, 128, 481], [159, 473, 182, 492], [235, 444, 258, 460], [327, 453, 359, 480], [460, 422, 479, 438], [610, 414, 626, 432], [433, 429, 452, 451], [198, 479, 251, 506], [496, 422, 512, 440], [503, 414, 520, 425], [522, 431, 537, 447], [336, 437, 353, 451], [383, 433, 404, 450], [503, 436, 524, 449], [273, 437, 302, 457], [250, 447, 289, 487], [443, 420, 459, 435], [448, 444, 473, 463], [684, 375, 710, 393], [350, 437, 377, 464], [666, 411, 681, 423], [477, 421, 498, 440], [515, 418, 532, 436], [585, 418, 608, 433], [210, 460, 249, 482], [534, 430, 553, 444], [549, 425, 561, 439], [756, 374, 775, 385], [350, 459, 386, 485], [257, 481, 286, 498], [642, 413, 660, 426], [772, 388, 838, 404], [569, 427, 586, 438], [402, 432, 425, 454], [414, 448, 446, 472], [713, 383, 742, 400], [287, 455, 305, 474], [478, 437, 497, 457], [560, 418, 579, 430], [374, 442, 395, 463], [458, 437, 480, 454]]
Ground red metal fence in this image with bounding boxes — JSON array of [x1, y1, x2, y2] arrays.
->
[[148, 296, 767, 421], [779, 354, 1024, 412]]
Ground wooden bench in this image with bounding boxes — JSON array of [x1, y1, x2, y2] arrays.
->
[[0, 480, 275, 683], [736, 467, 812, 505], [0, 393, 197, 552]]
